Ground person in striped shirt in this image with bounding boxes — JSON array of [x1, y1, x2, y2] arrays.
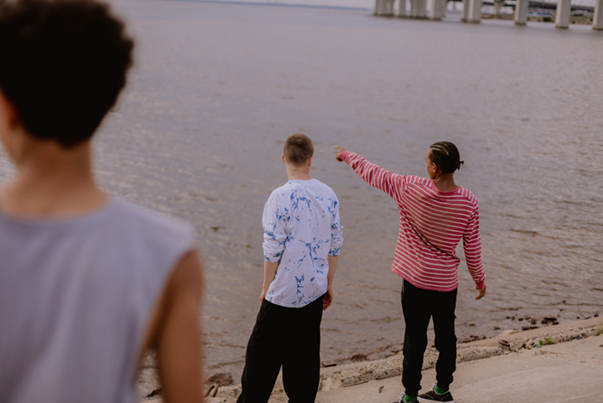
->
[[334, 142, 486, 403]]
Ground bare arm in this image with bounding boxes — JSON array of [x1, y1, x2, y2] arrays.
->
[[323, 255, 339, 310], [260, 260, 279, 302], [143, 250, 204, 403]]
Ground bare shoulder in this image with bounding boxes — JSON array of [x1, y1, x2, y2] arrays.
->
[[141, 250, 204, 403], [141, 250, 203, 355], [170, 250, 203, 287]]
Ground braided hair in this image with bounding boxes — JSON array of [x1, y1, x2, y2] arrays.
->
[[429, 141, 464, 174]]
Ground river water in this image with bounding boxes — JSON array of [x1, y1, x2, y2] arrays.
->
[[1, 0, 601, 382]]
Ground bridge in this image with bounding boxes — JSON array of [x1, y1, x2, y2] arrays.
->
[[374, 0, 602, 29]]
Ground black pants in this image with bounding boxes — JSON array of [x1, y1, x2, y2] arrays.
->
[[401, 280, 457, 397], [237, 296, 324, 403]]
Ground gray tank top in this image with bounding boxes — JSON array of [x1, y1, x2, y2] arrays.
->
[[0, 198, 196, 403]]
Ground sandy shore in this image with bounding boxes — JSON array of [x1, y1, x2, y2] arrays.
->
[[139, 316, 602, 402]]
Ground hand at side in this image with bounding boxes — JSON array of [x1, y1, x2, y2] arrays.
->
[[323, 286, 334, 310], [475, 285, 487, 300]]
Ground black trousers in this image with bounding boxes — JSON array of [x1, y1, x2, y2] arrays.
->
[[237, 296, 324, 403], [401, 280, 457, 397]]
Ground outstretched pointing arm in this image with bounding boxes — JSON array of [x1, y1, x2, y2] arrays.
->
[[334, 146, 406, 200]]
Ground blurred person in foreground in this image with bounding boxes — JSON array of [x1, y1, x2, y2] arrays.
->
[[0, 1, 204, 402], [335, 143, 486, 403]]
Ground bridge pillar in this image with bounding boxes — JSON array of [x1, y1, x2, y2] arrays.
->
[[461, 0, 471, 21], [514, 0, 529, 25], [374, 0, 382, 15], [384, 0, 395, 15], [375, 0, 394, 16], [594, 0, 603, 29], [410, 0, 427, 18], [554, 0, 571, 28], [430, 0, 447, 19], [419, 0, 428, 17], [467, 0, 483, 22], [398, 0, 408, 16]]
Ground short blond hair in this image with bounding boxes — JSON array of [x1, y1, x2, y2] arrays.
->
[[283, 134, 314, 166]]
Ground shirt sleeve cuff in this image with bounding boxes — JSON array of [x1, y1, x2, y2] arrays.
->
[[263, 252, 282, 263], [328, 248, 341, 257]]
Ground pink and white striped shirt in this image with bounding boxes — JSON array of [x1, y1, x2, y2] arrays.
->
[[341, 151, 485, 292]]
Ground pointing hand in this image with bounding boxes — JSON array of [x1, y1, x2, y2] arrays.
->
[[334, 146, 346, 162]]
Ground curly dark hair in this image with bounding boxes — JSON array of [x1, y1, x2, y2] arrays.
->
[[429, 141, 464, 174], [0, 0, 134, 148]]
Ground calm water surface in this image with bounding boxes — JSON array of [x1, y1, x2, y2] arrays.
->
[[1, 0, 601, 380]]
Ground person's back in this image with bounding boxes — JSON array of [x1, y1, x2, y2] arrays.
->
[[0, 1, 204, 402], [262, 178, 342, 307], [336, 148, 484, 292], [0, 200, 194, 403], [335, 142, 485, 403], [396, 175, 482, 291], [237, 134, 343, 403]]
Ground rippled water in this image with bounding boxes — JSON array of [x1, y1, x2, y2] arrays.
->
[[1, 0, 601, 382]]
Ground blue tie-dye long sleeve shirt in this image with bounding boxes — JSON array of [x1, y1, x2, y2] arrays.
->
[[262, 178, 343, 308]]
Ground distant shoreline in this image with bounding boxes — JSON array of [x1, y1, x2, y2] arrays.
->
[[160, 0, 372, 11]]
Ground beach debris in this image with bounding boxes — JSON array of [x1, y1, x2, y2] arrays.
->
[[207, 372, 233, 386], [522, 325, 539, 331], [205, 384, 219, 398], [378, 385, 384, 393], [541, 317, 559, 326], [322, 361, 337, 368], [210, 226, 227, 231], [498, 339, 511, 348], [493, 326, 501, 330], [350, 354, 369, 362]]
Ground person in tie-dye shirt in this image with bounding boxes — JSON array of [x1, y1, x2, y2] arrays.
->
[[237, 134, 344, 403]]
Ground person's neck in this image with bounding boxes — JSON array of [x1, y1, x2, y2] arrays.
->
[[286, 165, 312, 181], [0, 140, 107, 219], [433, 173, 457, 192]]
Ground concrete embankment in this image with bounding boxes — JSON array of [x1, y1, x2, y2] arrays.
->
[[142, 317, 603, 402]]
